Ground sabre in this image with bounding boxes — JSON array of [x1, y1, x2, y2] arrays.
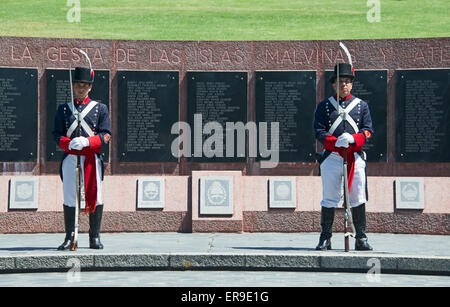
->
[[338, 42, 356, 252], [79, 49, 94, 83], [339, 42, 353, 67]]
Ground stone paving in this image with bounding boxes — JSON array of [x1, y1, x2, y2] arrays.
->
[[1, 270, 449, 287]]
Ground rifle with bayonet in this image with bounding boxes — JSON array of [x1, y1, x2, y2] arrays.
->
[[69, 49, 94, 251], [338, 42, 356, 252], [69, 63, 82, 251]]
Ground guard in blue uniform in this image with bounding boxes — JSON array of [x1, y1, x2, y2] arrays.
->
[[314, 63, 374, 251], [53, 67, 111, 250]]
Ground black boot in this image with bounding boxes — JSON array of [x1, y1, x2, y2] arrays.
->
[[89, 205, 104, 249], [352, 204, 373, 251], [57, 205, 75, 251], [316, 207, 335, 250]]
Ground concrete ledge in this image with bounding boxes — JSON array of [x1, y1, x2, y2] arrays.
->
[[171, 254, 245, 269], [319, 253, 398, 272], [396, 256, 450, 274], [0, 257, 15, 271], [245, 254, 320, 270], [11, 255, 94, 272], [1, 252, 449, 275], [94, 253, 169, 269]]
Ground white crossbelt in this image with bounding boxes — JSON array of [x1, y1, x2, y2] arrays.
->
[[66, 101, 98, 138], [327, 96, 360, 135]]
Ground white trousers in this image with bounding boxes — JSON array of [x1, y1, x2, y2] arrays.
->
[[62, 154, 103, 208], [320, 152, 367, 208]]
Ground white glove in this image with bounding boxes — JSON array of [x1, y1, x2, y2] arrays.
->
[[335, 133, 355, 148], [335, 137, 349, 148], [341, 132, 355, 144], [68, 137, 90, 151]]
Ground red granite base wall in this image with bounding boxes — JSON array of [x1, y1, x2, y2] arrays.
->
[[192, 220, 243, 233], [243, 210, 320, 232], [0, 211, 447, 234], [243, 211, 450, 235], [0, 211, 189, 234]]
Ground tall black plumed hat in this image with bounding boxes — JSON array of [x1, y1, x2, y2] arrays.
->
[[329, 63, 354, 83], [72, 67, 94, 84]]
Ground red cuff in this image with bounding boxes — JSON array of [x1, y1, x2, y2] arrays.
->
[[58, 137, 72, 153], [352, 133, 366, 147], [79, 135, 101, 155], [324, 135, 338, 152], [88, 135, 101, 151]]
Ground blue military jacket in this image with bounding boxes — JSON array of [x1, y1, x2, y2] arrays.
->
[[53, 97, 111, 146], [314, 94, 374, 145], [52, 97, 111, 179]]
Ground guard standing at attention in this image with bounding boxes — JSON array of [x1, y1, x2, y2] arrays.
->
[[53, 66, 111, 250], [313, 63, 374, 251]]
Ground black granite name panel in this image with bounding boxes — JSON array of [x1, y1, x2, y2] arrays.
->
[[117, 70, 179, 162], [187, 71, 247, 163], [45, 69, 110, 162], [0, 67, 38, 162], [396, 69, 449, 162], [256, 71, 316, 162]]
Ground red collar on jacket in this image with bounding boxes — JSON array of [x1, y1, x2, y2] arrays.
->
[[74, 96, 90, 105], [333, 93, 351, 102]]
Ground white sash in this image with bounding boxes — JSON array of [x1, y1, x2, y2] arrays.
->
[[66, 101, 98, 137], [327, 96, 360, 135]]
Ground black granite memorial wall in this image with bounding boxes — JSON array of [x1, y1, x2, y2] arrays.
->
[[0, 37, 448, 177], [0, 67, 38, 162]]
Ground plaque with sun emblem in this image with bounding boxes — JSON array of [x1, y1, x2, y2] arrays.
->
[[269, 177, 296, 208], [137, 177, 164, 209], [200, 176, 233, 215], [395, 178, 424, 209], [9, 177, 39, 210]]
